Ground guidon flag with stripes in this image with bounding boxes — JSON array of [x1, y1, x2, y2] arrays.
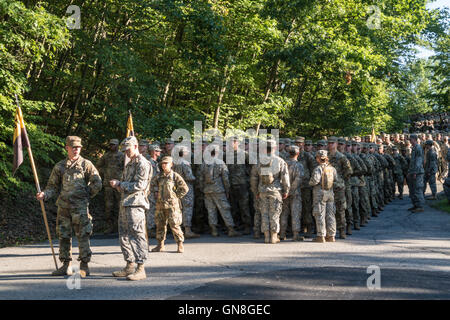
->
[[13, 106, 30, 174]]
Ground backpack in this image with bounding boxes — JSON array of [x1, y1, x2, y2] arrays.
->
[[259, 158, 274, 185], [321, 165, 334, 190]]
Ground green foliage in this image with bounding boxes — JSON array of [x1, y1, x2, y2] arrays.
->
[[0, 0, 447, 191]]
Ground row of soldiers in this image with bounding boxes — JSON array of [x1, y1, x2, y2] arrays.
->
[[96, 132, 449, 244], [408, 111, 449, 133]]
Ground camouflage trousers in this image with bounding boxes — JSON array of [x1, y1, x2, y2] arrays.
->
[[333, 187, 347, 230], [155, 206, 184, 243], [204, 192, 235, 228], [406, 173, 425, 208], [104, 186, 120, 225], [345, 185, 353, 227], [259, 192, 283, 233], [181, 183, 194, 227], [376, 174, 385, 206], [312, 189, 336, 237], [119, 206, 148, 264], [301, 187, 313, 228], [281, 194, 302, 233], [444, 177, 450, 201], [359, 185, 371, 223], [56, 206, 93, 263], [146, 192, 156, 230], [394, 174, 404, 197], [367, 176, 378, 214], [253, 196, 261, 233], [230, 184, 252, 227], [351, 186, 360, 225], [424, 172, 437, 196], [193, 188, 208, 231]]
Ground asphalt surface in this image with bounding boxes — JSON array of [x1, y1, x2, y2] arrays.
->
[[1, 185, 449, 300]]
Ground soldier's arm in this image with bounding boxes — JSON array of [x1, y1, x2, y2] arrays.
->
[[86, 162, 103, 198], [184, 164, 196, 183], [96, 155, 105, 176], [119, 160, 150, 193], [289, 163, 302, 195], [301, 165, 311, 188], [221, 164, 231, 194], [250, 165, 258, 195], [342, 157, 353, 179], [43, 164, 62, 201], [281, 161, 290, 196], [309, 166, 321, 186], [150, 175, 159, 194], [175, 173, 189, 199]]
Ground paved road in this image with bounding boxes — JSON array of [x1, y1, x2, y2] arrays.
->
[[1, 186, 449, 300]]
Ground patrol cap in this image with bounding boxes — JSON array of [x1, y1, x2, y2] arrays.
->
[[317, 140, 327, 146], [160, 156, 173, 163], [295, 136, 305, 143], [316, 150, 328, 159], [285, 138, 293, 145], [346, 141, 352, 146], [109, 139, 119, 145], [351, 141, 359, 145], [288, 145, 300, 154], [165, 138, 175, 144], [409, 134, 418, 140], [425, 140, 433, 146], [328, 136, 338, 143], [149, 144, 162, 152], [66, 136, 82, 147], [305, 140, 312, 145], [392, 146, 398, 151], [279, 138, 286, 145], [266, 139, 277, 147], [338, 138, 346, 144], [139, 139, 149, 146], [121, 136, 138, 150]]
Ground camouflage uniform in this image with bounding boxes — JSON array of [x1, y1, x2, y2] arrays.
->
[[280, 157, 304, 236], [151, 167, 188, 244], [43, 151, 102, 263], [424, 142, 438, 197], [407, 141, 425, 209], [392, 150, 408, 198], [146, 156, 160, 230], [96, 141, 124, 232], [173, 159, 196, 228], [117, 151, 152, 264], [360, 148, 378, 216], [328, 149, 352, 232], [227, 150, 252, 229], [250, 154, 290, 234], [353, 150, 370, 225], [192, 162, 209, 232], [309, 158, 337, 238], [199, 158, 236, 229], [345, 150, 363, 228], [299, 149, 314, 234]]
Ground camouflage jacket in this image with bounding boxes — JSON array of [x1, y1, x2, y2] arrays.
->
[[298, 151, 313, 188], [345, 152, 363, 187], [119, 154, 152, 209], [392, 154, 408, 176], [309, 163, 337, 196], [250, 155, 290, 196], [173, 159, 196, 185], [328, 151, 352, 189], [285, 158, 304, 196], [96, 150, 125, 186], [227, 151, 249, 186], [151, 170, 188, 209], [424, 148, 438, 175], [44, 156, 102, 208], [408, 144, 425, 175], [198, 158, 231, 194]]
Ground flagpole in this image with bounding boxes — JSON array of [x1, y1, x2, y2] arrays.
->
[[15, 95, 58, 270]]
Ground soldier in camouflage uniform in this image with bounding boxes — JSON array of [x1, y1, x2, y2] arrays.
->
[[37, 136, 102, 277], [250, 139, 290, 244], [150, 156, 188, 253], [173, 146, 199, 239], [338, 139, 356, 235], [360, 144, 378, 218], [227, 137, 252, 234], [111, 136, 152, 281], [309, 150, 337, 243], [198, 147, 241, 237], [344, 141, 363, 230], [352, 142, 370, 227], [392, 146, 408, 199], [96, 139, 125, 234], [138, 139, 149, 158], [327, 137, 352, 239], [407, 134, 425, 213], [280, 146, 305, 241], [423, 140, 438, 200], [192, 140, 209, 234], [146, 144, 161, 238]]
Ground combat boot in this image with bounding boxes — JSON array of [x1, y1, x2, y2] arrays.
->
[[411, 207, 424, 213], [112, 262, 135, 277], [177, 242, 184, 253], [253, 230, 261, 239], [293, 231, 304, 241], [127, 263, 146, 281], [325, 236, 335, 242], [264, 231, 270, 244], [51, 261, 73, 276], [149, 228, 156, 239], [242, 225, 252, 235], [227, 227, 241, 237], [279, 231, 287, 241], [346, 224, 353, 235], [338, 228, 346, 239], [353, 222, 360, 230], [151, 240, 165, 252], [304, 225, 313, 239], [79, 261, 90, 278], [270, 232, 279, 244], [313, 236, 325, 243], [210, 225, 219, 237], [184, 227, 200, 239]]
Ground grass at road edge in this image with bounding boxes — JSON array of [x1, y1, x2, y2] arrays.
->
[[428, 198, 450, 214]]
